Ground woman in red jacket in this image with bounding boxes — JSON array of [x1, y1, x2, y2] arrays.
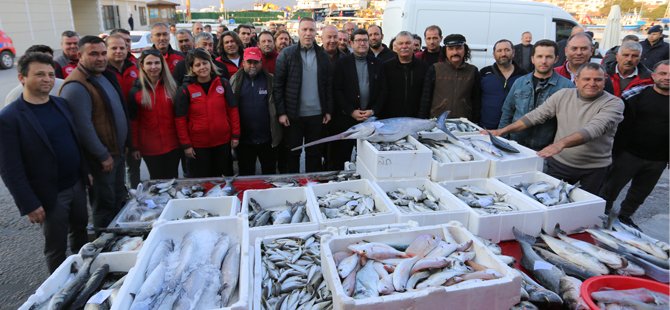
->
[[128, 49, 181, 179], [174, 48, 240, 177]]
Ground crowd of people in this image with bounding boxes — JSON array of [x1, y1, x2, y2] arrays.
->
[[0, 19, 667, 272]]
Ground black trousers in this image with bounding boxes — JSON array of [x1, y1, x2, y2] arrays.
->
[[545, 157, 609, 195], [143, 149, 181, 180], [90, 156, 128, 229], [285, 115, 326, 173], [189, 144, 234, 177], [126, 155, 141, 189], [237, 142, 277, 175], [326, 115, 357, 171], [43, 180, 88, 272], [599, 150, 667, 218]]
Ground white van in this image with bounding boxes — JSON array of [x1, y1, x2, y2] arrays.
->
[[382, 0, 578, 68]]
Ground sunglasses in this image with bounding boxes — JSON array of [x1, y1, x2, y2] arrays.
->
[[141, 49, 162, 57]]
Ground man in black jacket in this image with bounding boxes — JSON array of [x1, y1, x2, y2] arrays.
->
[[640, 25, 669, 70], [274, 18, 332, 173], [328, 29, 382, 170], [367, 25, 395, 63], [513, 31, 533, 73], [378, 31, 428, 119], [0, 53, 88, 272]]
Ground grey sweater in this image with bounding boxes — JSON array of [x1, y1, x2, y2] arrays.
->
[[522, 88, 624, 169]]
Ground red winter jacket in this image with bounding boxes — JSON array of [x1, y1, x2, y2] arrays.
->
[[262, 51, 278, 74], [109, 60, 139, 102], [605, 62, 653, 97], [128, 80, 180, 156], [153, 45, 185, 73], [174, 76, 240, 148], [216, 56, 240, 76]]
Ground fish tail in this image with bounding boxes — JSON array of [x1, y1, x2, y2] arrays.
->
[[436, 111, 450, 132]]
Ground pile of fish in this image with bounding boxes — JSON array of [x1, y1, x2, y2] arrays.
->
[[464, 134, 520, 158], [247, 198, 310, 227], [108, 235, 144, 252], [181, 208, 219, 220], [316, 190, 378, 219], [268, 171, 361, 188], [385, 186, 447, 213], [333, 232, 503, 299], [451, 185, 519, 214], [21, 242, 124, 310], [587, 221, 669, 270], [258, 233, 332, 309], [591, 287, 669, 309], [511, 180, 579, 206], [421, 140, 476, 163], [370, 139, 417, 151], [444, 119, 480, 133], [130, 230, 241, 309], [121, 178, 235, 224]]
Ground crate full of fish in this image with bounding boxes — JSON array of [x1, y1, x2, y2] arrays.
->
[[356, 136, 432, 179], [497, 171, 605, 235], [442, 118, 484, 136], [308, 179, 399, 230], [320, 221, 522, 310], [20, 250, 137, 310], [241, 187, 320, 245], [374, 178, 470, 227], [157, 196, 240, 223], [113, 216, 250, 310], [420, 138, 491, 181], [460, 134, 543, 177], [440, 178, 544, 242], [78, 232, 146, 255], [253, 230, 336, 310]]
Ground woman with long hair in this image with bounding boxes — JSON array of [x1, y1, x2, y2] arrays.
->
[[127, 49, 181, 179], [174, 48, 240, 177]]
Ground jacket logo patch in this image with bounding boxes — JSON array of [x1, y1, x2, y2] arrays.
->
[[173, 60, 180, 66], [191, 92, 202, 98], [130, 71, 138, 78], [65, 67, 74, 74], [216, 86, 224, 94], [259, 89, 268, 95]]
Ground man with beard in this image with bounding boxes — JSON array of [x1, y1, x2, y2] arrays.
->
[[192, 22, 204, 36], [513, 31, 534, 73], [378, 31, 428, 118], [367, 25, 394, 63], [492, 63, 624, 194], [415, 25, 444, 66], [172, 32, 230, 86], [175, 29, 194, 54], [605, 41, 653, 97], [230, 47, 281, 175], [217, 31, 244, 75], [274, 30, 291, 54], [479, 39, 526, 129], [54, 31, 79, 79], [257, 31, 278, 74], [151, 23, 185, 73], [322, 25, 344, 64], [600, 60, 669, 228], [498, 39, 574, 151], [59, 36, 130, 228], [419, 34, 481, 120], [337, 30, 351, 55]]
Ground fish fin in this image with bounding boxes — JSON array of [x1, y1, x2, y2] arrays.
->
[[512, 227, 537, 245], [553, 223, 566, 236], [435, 111, 450, 132]]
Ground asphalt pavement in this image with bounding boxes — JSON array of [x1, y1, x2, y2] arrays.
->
[[0, 65, 668, 309]]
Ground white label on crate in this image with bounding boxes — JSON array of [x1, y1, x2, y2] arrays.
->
[[377, 156, 392, 166], [571, 240, 592, 251], [145, 200, 157, 209], [86, 289, 112, 304], [533, 261, 554, 271]]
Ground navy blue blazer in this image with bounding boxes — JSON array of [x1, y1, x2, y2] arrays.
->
[[0, 95, 87, 216]]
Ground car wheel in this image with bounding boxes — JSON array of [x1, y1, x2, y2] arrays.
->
[[0, 51, 13, 69]]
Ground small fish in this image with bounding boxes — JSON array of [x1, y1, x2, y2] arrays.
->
[[487, 131, 520, 153], [513, 227, 565, 294], [559, 276, 589, 310]]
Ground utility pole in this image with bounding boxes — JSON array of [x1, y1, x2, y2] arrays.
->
[[186, 0, 191, 21]]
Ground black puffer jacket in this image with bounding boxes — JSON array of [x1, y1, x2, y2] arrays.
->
[[273, 43, 333, 119]]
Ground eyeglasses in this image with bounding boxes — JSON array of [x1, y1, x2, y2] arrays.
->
[[353, 39, 369, 44], [141, 49, 161, 57]]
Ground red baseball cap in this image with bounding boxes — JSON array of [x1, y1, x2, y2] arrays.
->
[[244, 47, 262, 62]]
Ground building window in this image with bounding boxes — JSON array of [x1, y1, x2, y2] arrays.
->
[[102, 5, 120, 30], [150, 8, 159, 19], [139, 7, 148, 25]]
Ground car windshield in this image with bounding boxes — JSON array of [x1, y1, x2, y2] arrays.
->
[[131, 35, 142, 42]]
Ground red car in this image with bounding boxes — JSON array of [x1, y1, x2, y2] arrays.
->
[[0, 30, 16, 69]]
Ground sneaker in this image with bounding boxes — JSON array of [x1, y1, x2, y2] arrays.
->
[[619, 216, 642, 231]]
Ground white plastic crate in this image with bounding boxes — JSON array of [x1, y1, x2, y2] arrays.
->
[[496, 171, 606, 235], [157, 196, 240, 223], [355, 157, 378, 181], [241, 187, 320, 246], [356, 135, 432, 179], [461, 134, 543, 177], [113, 216, 250, 310], [439, 178, 544, 242], [19, 252, 138, 310], [307, 179, 399, 230], [443, 117, 484, 136], [425, 140, 491, 181], [374, 178, 470, 227], [320, 222, 521, 310]]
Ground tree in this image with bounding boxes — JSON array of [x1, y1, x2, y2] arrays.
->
[[599, 0, 643, 16], [645, 4, 667, 20]]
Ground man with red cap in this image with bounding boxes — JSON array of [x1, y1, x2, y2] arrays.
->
[[230, 47, 281, 175]]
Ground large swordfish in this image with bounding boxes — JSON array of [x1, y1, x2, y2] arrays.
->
[[291, 112, 451, 151]]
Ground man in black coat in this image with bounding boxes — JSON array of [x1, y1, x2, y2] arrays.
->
[[640, 25, 669, 70], [273, 18, 332, 172], [328, 29, 382, 170], [0, 53, 88, 272]]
